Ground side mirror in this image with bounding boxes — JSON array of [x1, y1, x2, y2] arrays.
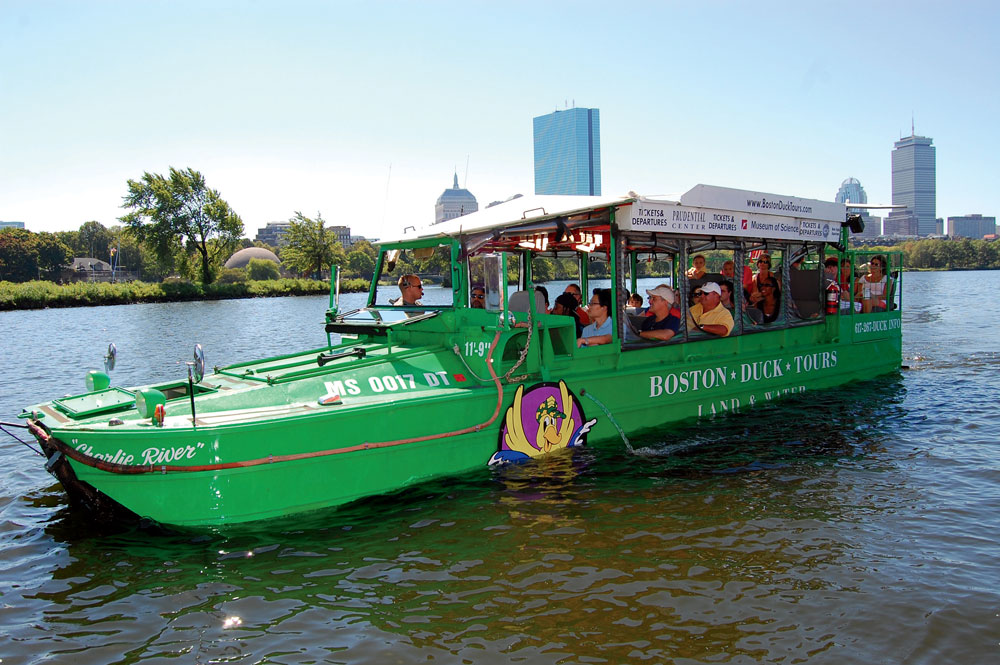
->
[[192, 344, 205, 384], [104, 343, 117, 373]]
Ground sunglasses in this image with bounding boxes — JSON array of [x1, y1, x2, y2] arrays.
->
[[757, 260, 770, 265], [471, 293, 485, 299], [408, 283, 423, 289], [694, 291, 703, 297]]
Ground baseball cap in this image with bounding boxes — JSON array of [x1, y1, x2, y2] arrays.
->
[[645, 284, 675, 304], [700, 282, 722, 296]]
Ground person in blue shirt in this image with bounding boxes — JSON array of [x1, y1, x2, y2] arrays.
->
[[578, 289, 613, 347], [639, 285, 681, 341]]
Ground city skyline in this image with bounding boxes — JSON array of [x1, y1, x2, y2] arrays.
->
[[2, 1, 998, 239]]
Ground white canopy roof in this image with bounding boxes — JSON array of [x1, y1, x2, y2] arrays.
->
[[379, 193, 633, 245], [377, 185, 846, 246]]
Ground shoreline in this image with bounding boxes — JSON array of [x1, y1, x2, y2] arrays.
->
[[0, 278, 369, 312]]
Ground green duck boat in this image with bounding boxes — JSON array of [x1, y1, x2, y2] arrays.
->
[[15, 184, 902, 527]]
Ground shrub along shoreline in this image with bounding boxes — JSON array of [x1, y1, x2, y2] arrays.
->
[[0, 278, 370, 311]]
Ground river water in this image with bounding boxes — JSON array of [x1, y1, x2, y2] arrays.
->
[[1, 271, 998, 664]]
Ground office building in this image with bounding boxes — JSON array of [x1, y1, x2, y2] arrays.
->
[[883, 210, 919, 237], [855, 214, 882, 238], [891, 132, 936, 236], [533, 107, 601, 195], [0, 221, 26, 229], [256, 221, 353, 247], [434, 172, 478, 225], [255, 222, 292, 247], [949, 214, 997, 239]]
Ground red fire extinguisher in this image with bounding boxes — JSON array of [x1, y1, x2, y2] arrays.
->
[[825, 281, 840, 315]]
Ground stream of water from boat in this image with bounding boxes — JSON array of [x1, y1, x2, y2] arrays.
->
[[1, 271, 998, 664]]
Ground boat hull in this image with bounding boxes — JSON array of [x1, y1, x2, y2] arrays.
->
[[33, 314, 901, 527]]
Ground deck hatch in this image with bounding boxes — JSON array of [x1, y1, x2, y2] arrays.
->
[[52, 387, 136, 419]]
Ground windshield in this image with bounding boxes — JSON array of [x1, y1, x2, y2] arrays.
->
[[372, 244, 454, 311]]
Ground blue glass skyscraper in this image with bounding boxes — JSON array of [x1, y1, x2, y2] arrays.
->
[[533, 108, 601, 196]]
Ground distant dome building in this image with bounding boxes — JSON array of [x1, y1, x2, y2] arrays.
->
[[835, 177, 868, 207], [224, 247, 281, 269], [434, 172, 478, 225]]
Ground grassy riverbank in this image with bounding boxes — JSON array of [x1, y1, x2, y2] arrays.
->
[[0, 278, 370, 311]]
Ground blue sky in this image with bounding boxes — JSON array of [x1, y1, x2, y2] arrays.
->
[[2, 1, 998, 239]]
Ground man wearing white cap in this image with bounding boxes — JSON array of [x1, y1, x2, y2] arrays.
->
[[639, 284, 681, 341], [687, 281, 734, 337]]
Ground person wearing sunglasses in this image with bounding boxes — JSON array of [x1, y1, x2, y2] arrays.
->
[[392, 274, 424, 316], [577, 289, 613, 348], [687, 282, 734, 337], [856, 255, 889, 313], [470, 285, 486, 309], [748, 253, 779, 307], [753, 276, 781, 323]]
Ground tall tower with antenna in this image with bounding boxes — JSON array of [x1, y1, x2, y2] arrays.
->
[[890, 121, 936, 237]]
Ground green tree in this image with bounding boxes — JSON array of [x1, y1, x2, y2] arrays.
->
[[34, 232, 72, 277], [350, 239, 378, 262], [109, 226, 144, 279], [247, 257, 280, 281], [55, 230, 79, 257], [77, 221, 115, 262], [281, 212, 337, 278], [120, 167, 243, 284], [346, 249, 375, 279], [0, 228, 38, 281]]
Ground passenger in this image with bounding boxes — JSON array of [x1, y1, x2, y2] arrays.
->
[[562, 284, 592, 325], [686, 254, 707, 280], [551, 292, 583, 336], [690, 286, 704, 307], [823, 257, 839, 286], [394, 274, 423, 307], [577, 289, 613, 347], [687, 282, 734, 337], [839, 258, 855, 311], [839, 258, 852, 291], [535, 285, 550, 313], [470, 285, 486, 309], [753, 276, 781, 323], [856, 255, 889, 313], [748, 253, 778, 307], [719, 280, 735, 310], [721, 260, 736, 280], [627, 292, 645, 314], [639, 285, 681, 342]]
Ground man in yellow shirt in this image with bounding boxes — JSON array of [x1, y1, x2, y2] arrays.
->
[[687, 282, 734, 337]]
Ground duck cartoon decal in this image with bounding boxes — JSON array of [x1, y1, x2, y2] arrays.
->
[[489, 380, 597, 465]]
